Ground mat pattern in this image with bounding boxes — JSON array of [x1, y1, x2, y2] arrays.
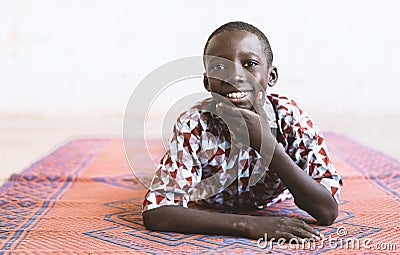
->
[[1, 133, 399, 254]]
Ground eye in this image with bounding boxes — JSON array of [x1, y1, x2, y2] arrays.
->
[[243, 60, 259, 68], [210, 63, 225, 71]]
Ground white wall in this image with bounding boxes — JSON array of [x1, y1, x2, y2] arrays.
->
[[1, 0, 400, 117]]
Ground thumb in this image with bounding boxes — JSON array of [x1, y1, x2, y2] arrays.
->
[[254, 91, 265, 113]]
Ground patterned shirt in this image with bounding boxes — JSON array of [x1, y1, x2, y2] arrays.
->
[[143, 93, 343, 212]]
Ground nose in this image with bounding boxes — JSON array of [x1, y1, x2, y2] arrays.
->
[[227, 63, 245, 86]]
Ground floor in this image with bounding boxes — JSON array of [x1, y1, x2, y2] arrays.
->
[[1, 113, 399, 185]]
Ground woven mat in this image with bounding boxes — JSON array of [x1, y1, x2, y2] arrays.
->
[[1, 133, 399, 254]]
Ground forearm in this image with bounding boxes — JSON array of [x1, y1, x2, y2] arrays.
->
[[265, 144, 338, 225], [143, 205, 251, 237], [143, 204, 324, 241]]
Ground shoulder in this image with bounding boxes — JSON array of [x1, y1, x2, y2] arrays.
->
[[267, 93, 305, 118], [174, 97, 215, 133], [268, 93, 317, 138]]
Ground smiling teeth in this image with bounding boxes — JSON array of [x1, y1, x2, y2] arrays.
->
[[226, 91, 247, 99]]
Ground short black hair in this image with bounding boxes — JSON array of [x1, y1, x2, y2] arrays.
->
[[203, 21, 273, 65]]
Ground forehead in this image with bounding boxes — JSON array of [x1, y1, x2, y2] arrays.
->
[[205, 30, 266, 61]]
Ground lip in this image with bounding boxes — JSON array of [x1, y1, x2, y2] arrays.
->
[[222, 89, 252, 97], [219, 89, 254, 107]]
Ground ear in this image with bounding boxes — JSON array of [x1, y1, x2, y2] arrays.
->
[[267, 66, 278, 87], [203, 73, 211, 91]]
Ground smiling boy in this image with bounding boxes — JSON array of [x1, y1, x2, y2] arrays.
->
[[142, 21, 342, 241]]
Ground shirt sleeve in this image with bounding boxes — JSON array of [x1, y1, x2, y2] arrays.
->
[[142, 111, 202, 212], [279, 98, 343, 204]]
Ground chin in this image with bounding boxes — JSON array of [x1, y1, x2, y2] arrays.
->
[[233, 101, 253, 110]]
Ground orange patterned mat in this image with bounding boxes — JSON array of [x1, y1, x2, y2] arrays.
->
[[1, 133, 399, 254]]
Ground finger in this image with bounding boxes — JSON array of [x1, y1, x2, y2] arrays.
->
[[217, 101, 239, 110], [278, 232, 307, 244], [293, 220, 322, 238], [286, 226, 320, 241], [222, 115, 248, 135], [216, 102, 242, 117], [219, 112, 247, 126], [229, 130, 250, 146], [252, 95, 271, 129], [218, 101, 261, 124], [237, 107, 259, 121], [255, 91, 264, 108], [217, 107, 249, 130], [279, 218, 320, 238], [253, 92, 265, 114]]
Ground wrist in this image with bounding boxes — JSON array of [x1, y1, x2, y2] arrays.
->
[[258, 138, 278, 165], [232, 215, 252, 238]]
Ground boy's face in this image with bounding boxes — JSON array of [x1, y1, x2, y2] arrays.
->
[[204, 30, 276, 110]]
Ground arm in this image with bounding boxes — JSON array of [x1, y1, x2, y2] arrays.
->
[[143, 205, 323, 240], [143, 106, 323, 240], [267, 144, 338, 225], [217, 93, 339, 225]]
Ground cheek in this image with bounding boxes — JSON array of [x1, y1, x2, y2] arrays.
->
[[245, 71, 266, 87], [249, 80, 268, 95], [207, 78, 222, 92], [248, 92, 257, 104]]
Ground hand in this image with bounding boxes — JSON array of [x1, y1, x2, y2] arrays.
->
[[215, 92, 275, 152], [247, 216, 323, 242]]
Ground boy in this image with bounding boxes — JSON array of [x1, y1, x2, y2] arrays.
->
[[142, 21, 342, 241]]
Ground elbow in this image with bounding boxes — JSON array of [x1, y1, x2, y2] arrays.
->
[[317, 202, 338, 226], [143, 209, 163, 230], [318, 212, 337, 226], [143, 206, 176, 231], [142, 210, 154, 230], [296, 197, 338, 226]]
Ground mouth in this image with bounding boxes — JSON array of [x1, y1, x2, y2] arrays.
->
[[223, 90, 252, 100], [218, 89, 254, 109], [221, 90, 252, 100]]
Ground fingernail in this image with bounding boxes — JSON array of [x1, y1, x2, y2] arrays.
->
[[313, 235, 321, 241]]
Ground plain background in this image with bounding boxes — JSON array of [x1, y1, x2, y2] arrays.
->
[[1, 0, 399, 182]]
